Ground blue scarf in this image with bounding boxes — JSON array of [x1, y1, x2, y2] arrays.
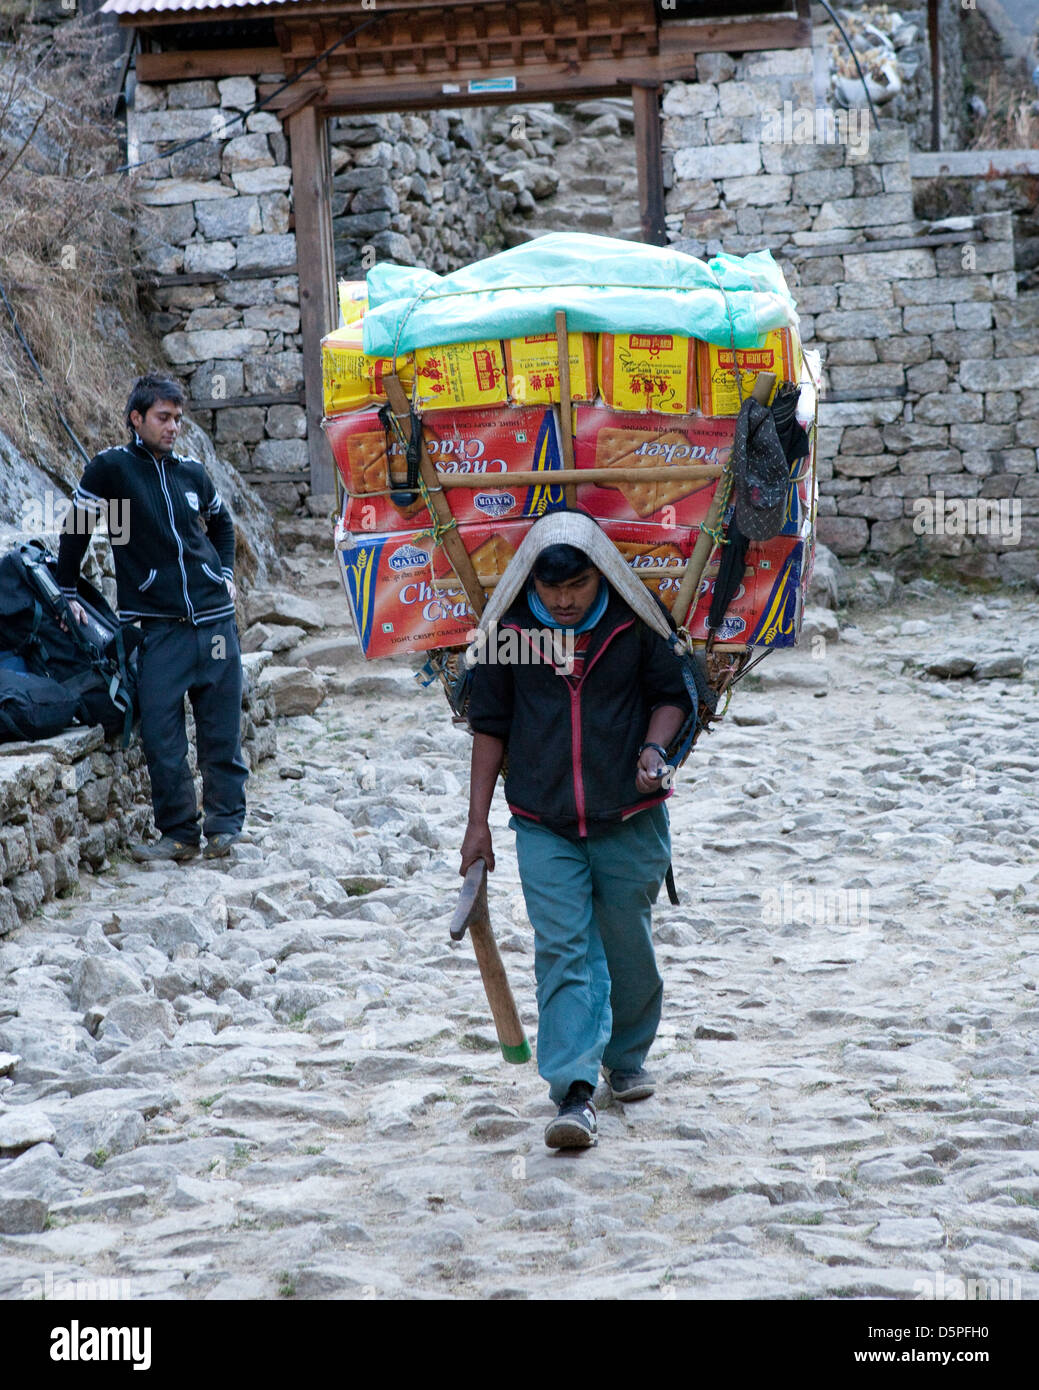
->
[[526, 576, 609, 633]]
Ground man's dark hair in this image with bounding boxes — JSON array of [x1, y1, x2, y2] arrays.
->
[[532, 544, 595, 584], [125, 373, 185, 432]]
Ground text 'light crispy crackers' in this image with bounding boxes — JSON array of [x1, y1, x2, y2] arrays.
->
[[574, 406, 735, 527]]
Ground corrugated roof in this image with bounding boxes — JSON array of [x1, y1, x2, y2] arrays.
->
[[101, 0, 301, 15]]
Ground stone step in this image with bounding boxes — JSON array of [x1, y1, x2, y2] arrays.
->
[[275, 517, 333, 550], [503, 223, 557, 246], [566, 174, 631, 196], [539, 204, 617, 231]]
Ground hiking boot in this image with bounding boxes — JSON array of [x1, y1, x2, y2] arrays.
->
[[130, 835, 199, 864], [602, 1065, 656, 1102], [544, 1081, 597, 1150], [203, 832, 239, 860]]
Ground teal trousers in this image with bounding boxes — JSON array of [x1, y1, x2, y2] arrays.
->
[[511, 804, 671, 1104]]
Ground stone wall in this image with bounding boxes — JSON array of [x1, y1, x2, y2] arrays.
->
[[912, 164, 1039, 292], [0, 652, 277, 938], [329, 108, 507, 278], [660, 51, 1038, 584], [130, 76, 306, 514]]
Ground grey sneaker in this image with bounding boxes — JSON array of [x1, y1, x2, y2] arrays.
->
[[544, 1081, 598, 1150], [602, 1065, 656, 1102], [130, 835, 199, 864], [203, 832, 239, 860]]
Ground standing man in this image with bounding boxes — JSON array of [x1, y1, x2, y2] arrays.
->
[[460, 514, 694, 1150], [58, 373, 248, 862]]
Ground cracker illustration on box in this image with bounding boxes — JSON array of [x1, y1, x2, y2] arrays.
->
[[574, 406, 734, 528], [467, 533, 517, 586]]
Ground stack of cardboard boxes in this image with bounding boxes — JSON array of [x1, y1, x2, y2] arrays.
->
[[324, 279, 815, 659]]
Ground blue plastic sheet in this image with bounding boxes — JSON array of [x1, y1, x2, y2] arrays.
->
[[362, 233, 799, 357]]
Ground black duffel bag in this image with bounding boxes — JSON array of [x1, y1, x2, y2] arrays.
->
[[0, 669, 81, 744], [0, 540, 139, 743]]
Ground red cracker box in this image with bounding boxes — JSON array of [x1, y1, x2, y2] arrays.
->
[[326, 405, 568, 534], [430, 519, 536, 593], [684, 520, 813, 648], [325, 409, 433, 535], [778, 449, 815, 539], [573, 405, 734, 528], [334, 510, 475, 659], [596, 518, 698, 610], [425, 406, 566, 525]]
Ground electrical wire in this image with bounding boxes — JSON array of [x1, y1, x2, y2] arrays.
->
[[815, 0, 882, 134]]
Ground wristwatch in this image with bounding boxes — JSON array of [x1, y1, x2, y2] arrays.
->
[[638, 742, 670, 763]]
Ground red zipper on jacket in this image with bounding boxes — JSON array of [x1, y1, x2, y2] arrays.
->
[[569, 619, 633, 837]]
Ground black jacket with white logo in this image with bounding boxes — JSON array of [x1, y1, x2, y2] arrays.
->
[[57, 440, 235, 626]]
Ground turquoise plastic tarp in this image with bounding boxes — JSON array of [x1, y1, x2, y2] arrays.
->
[[361, 232, 799, 357]]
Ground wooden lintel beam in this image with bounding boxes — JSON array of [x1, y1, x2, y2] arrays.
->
[[141, 263, 298, 288], [658, 12, 812, 56], [279, 81, 327, 122], [262, 53, 702, 114], [191, 389, 305, 411], [240, 471, 309, 486], [135, 48, 284, 82]]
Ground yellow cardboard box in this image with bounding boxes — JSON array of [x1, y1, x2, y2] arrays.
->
[[696, 328, 802, 416], [321, 325, 414, 416], [413, 340, 509, 411], [504, 332, 597, 405], [338, 279, 368, 325], [597, 332, 697, 414]]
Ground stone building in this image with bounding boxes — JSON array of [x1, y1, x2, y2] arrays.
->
[[103, 0, 1038, 581]]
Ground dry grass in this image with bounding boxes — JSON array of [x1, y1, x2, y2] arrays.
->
[[966, 74, 1039, 151], [0, 16, 155, 484]]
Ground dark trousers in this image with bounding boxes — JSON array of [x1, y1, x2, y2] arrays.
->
[[136, 616, 248, 844]]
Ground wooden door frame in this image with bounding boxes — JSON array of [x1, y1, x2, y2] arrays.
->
[[293, 80, 671, 496]]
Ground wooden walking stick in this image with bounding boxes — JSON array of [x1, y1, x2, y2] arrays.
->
[[450, 858, 531, 1064]]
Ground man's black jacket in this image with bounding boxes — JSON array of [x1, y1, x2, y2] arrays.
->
[[466, 586, 693, 837], [57, 440, 235, 626]]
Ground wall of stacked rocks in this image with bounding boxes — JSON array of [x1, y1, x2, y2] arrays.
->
[[329, 108, 505, 278], [130, 76, 306, 513], [660, 52, 1039, 584], [0, 652, 277, 939]]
